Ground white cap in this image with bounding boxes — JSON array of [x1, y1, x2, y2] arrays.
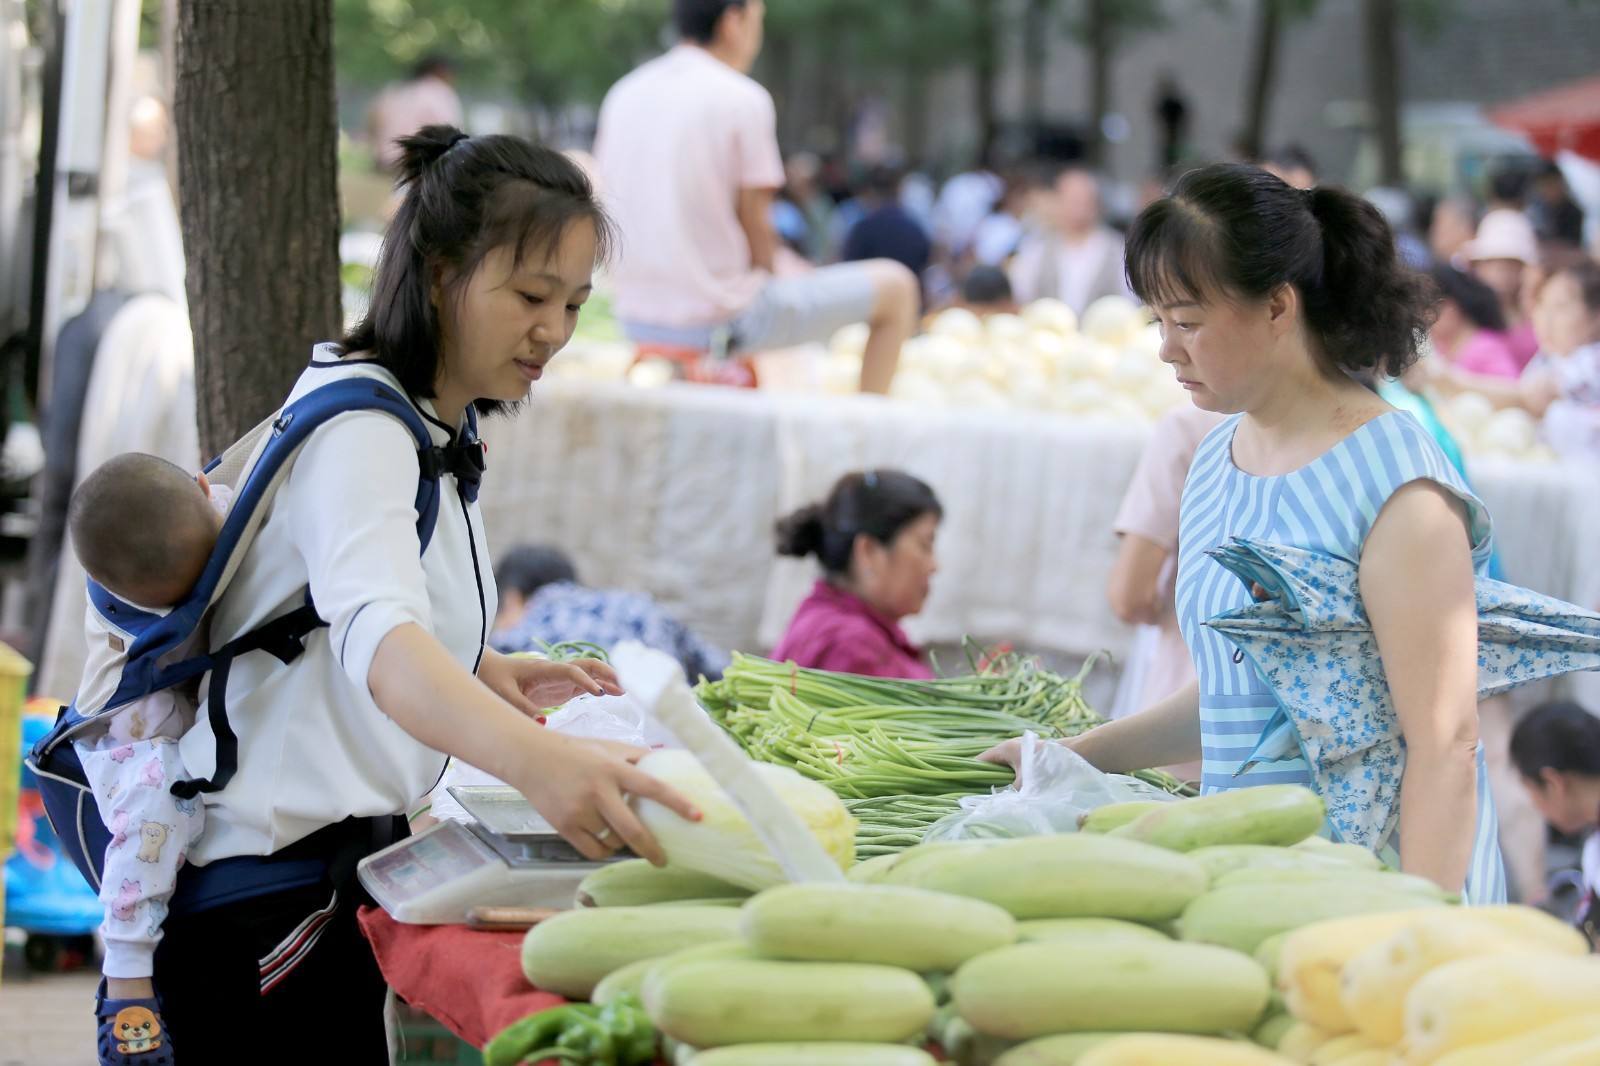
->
[[1464, 209, 1539, 266]]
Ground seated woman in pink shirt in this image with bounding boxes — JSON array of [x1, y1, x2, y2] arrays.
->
[[1429, 262, 1522, 380], [770, 470, 942, 679]]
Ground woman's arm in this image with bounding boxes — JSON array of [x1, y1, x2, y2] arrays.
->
[[1106, 533, 1172, 627], [371, 624, 697, 863], [283, 416, 694, 863], [737, 187, 779, 273], [982, 681, 1201, 774], [1360, 481, 1482, 894], [1431, 364, 1559, 416]]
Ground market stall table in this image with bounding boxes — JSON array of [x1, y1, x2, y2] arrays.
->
[[360, 905, 563, 1050]]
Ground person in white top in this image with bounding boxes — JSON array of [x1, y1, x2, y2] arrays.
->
[[1008, 164, 1134, 315], [366, 55, 464, 172], [594, 0, 917, 394], [934, 168, 1005, 258], [146, 125, 698, 1061]]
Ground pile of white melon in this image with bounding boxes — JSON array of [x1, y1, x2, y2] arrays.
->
[[547, 338, 641, 384], [1436, 392, 1555, 464], [825, 296, 1188, 421]]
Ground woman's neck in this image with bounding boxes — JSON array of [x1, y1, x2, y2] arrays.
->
[[1237, 348, 1381, 474], [431, 379, 469, 429], [1578, 777, 1600, 825], [828, 575, 898, 625]]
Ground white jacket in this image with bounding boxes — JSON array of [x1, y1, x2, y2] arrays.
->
[[180, 347, 497, 864]]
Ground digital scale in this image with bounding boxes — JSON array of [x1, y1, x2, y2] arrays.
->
[[357, 786, 622, 924], [358, 642, 845, 925]]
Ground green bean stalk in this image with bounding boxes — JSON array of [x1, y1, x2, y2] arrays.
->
[[696, 645, 1194, 853]]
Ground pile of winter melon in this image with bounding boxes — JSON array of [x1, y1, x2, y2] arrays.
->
[[506, 784, 1600, 1064]]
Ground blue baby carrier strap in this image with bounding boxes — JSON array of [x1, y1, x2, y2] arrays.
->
[[26, 369, 484, 903], [170, 376, 468, 798], [168, 598, 326, 800]]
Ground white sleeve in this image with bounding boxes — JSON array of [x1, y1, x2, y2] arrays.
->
[[1008, 237, 1045, 305], [283, 411, 433, 697]]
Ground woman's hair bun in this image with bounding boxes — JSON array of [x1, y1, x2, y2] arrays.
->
[[774, 504, 827, 559], [394, 124, 469, 187]]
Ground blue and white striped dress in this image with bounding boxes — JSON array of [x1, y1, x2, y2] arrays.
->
[[1176, 409, 1507, 903]]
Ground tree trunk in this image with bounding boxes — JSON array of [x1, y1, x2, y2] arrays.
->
[[1022, 0, 1053, 129], [1241, 0, 1282, 161], [174, 0, 342, 460], [765, 34, 797, 149], [1085, 0, 1111, 167], [902, 60, 929, 168], [1362, 0, 1404, 186], [972, 0, 1000, 166]]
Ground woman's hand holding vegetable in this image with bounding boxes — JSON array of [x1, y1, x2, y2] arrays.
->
[[477, 647, 622, 717], [505, 732, 700, 864], [369, 624, 697, 865]]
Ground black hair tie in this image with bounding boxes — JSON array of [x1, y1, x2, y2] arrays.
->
[[444, 132, 470, 154]]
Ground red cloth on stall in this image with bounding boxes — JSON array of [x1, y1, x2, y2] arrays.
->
[[358, 905, 566, 1048]]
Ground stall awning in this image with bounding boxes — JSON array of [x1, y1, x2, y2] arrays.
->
[[1489, 75, 1600, 161]]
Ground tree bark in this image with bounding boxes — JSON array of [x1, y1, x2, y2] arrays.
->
[[1085, 0, 1111, 167], [1241, 0, 1282, 161], [1363, 0, 1404, 186], [174, 0, 342, 460], [1022, 0, 1053, 130], [764, 33, 797, 149], [972, 0, 1001, 166], [901, 59, 930, 168]]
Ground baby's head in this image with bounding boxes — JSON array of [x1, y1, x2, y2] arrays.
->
[[68, 454, 223, 608]]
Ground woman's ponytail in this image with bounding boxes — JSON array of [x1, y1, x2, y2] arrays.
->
[[1304, 186, 1436, 378]]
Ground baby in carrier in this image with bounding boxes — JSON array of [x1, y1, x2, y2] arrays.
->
[[67, 452, 233, 1064]]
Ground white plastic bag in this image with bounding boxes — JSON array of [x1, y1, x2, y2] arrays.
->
[[924, 731, 1179, 842], [544, 691, 682, 749], [427, 692, 682, 823]]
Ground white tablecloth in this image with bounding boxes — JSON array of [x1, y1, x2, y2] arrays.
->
[[478, 381, 1600, 680]]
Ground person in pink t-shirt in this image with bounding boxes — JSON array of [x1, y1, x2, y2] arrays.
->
[[1107, 406, 1222, 782], [1428, 262, 1522, 380], [1107, 405, 1225, 722], [770, 471, 942, 679], [366, 56, 464, 173], [594, 1, 917, 394]]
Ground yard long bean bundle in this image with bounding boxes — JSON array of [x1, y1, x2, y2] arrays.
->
[[696, 649, 1193, 853], [843, 794, 968, 857]]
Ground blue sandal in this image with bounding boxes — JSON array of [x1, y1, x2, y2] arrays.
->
[[96, 981, 176, 1066]]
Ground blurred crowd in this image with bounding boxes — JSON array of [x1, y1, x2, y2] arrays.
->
[[770, 144, 1595, 323]]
